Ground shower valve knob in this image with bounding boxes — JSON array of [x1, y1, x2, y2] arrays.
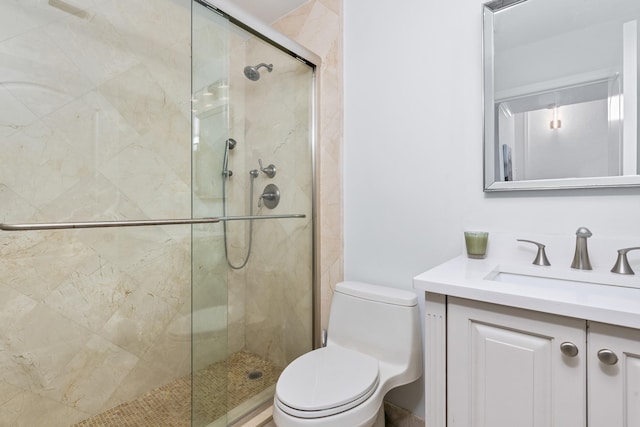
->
[[258, 159, 276, 178], [259, 184, 280, 209]]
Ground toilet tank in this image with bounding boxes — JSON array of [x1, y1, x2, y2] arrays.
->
[[326, 281, 421, 379]]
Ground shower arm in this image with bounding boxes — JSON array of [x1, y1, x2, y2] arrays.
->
[[0, 214, 306, 231]]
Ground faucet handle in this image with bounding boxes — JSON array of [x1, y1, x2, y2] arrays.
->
[[610, 247, 640, 275], [258, 159, 276, 178], [517, 239, 551, 266]]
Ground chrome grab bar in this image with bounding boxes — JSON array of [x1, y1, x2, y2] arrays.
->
[[0, 214, 306, 231]]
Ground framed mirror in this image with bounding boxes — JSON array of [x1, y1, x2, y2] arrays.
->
[[483, 0, 640, 191]]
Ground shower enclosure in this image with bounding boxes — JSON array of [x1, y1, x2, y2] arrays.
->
[[0, 0, 317, 426]]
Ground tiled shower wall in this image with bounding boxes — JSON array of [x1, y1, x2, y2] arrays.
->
[[196, 0, 344, 370], [241, 37, 314, 368], [0, 0, 193, 425], [274, 0, 344, 332], [191, 5, 315, 371]]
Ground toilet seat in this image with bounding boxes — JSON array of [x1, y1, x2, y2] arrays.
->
[[275, 346, 380, 419]]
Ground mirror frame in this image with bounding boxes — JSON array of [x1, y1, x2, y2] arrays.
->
[[482, 0, 640, 191]]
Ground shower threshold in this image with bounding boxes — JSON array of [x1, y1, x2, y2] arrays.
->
[[205, 388, 275, 427]]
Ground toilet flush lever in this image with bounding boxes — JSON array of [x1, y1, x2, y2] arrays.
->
[[610, 247, 640, 275], [517, 239, 551, 266]]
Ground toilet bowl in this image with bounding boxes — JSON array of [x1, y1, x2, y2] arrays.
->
[[273, 281, 422, 427]]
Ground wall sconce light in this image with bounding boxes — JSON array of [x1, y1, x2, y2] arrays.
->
[[550, 105, 562, 129]]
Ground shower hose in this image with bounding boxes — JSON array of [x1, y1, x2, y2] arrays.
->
[[222, 171, 256, 269]]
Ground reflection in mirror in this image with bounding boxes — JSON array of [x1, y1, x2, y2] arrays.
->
[[483, 0, 640, 190]]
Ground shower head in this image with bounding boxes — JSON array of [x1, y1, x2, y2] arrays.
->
[[243, 63, 273, 81]]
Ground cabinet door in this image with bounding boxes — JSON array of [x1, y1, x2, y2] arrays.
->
[[448, 297, 586, 427], [588, 322, 640, 427]]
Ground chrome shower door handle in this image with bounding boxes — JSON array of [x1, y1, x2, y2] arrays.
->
[[0, 214, 306, 231]]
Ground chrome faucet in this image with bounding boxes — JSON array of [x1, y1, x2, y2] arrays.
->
[[571, 227, 592, 270]]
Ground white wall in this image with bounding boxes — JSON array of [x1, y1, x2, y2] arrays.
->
[[344, 0, 640, 419], [495, 21, 623, 94]]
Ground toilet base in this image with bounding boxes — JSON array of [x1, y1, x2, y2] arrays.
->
[[272, 400, 385, 427], [372, 404, 385, 427]]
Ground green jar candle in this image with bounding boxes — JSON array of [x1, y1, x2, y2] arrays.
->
[[464, 231, 488, 259]]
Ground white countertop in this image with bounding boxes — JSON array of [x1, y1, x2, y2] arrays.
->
[[413, 255, 640, 329]]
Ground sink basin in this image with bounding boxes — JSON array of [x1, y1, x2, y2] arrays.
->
[[491, 272, 585, 287], [486, 269, 626, 289], [484, 267, 640, 292]]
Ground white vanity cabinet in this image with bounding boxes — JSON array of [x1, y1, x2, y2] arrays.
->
[[414, 245, 640, 427], [447, 297, 586, 427], [426, 295, 640, 427], [588, 322, 640, 427]]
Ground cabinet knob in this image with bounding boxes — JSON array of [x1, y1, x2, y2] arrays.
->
[[597, 349, 618, 365], [560, 341, 579, 357]]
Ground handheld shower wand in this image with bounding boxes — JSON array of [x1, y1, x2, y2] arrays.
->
[[219, 137, 257, 269], [222, 138, 236, 178]]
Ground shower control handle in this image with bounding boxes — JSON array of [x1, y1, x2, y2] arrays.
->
[[259, 184, 280, 209], [258, 159, 276, 178]]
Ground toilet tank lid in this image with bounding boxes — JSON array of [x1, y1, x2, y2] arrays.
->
[[336, 281, 417, 307]]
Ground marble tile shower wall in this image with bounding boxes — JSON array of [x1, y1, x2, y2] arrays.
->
[[0, 0, 193, 425], [193, 8, 317, 372], [190, 4, 242, 372], [274, 0, 344, 331], [194, 24, 315, 371], [241, 38, 314, 368]]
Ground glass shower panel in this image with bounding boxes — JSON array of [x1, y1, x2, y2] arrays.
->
[[191, 2, 231, 426], [191, 2, 315, 425], [0, 0, 195, 425]]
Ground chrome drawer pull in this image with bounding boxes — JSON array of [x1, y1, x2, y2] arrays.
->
[[597, 349, 618, 365], [560, 342, 579, 357]]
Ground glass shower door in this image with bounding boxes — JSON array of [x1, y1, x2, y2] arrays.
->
[[191, 3, 231, 426], [0, 0, 197, 425], [0, 0, 314, 425], [191, 1, 316, 425]]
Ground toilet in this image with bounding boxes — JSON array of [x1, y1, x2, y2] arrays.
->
[[273, 281, 422, 427]]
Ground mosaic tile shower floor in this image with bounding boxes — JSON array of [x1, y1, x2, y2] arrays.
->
[[71, 351, 281, 427]]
